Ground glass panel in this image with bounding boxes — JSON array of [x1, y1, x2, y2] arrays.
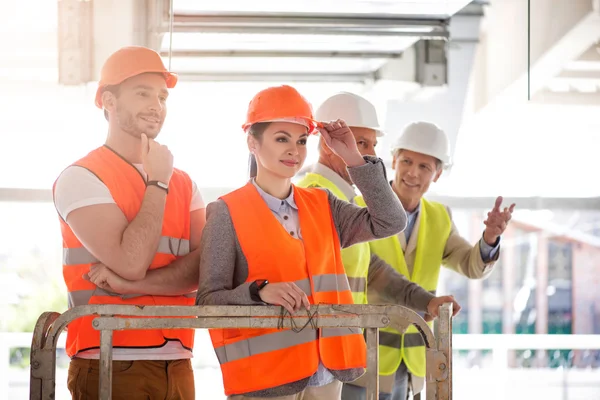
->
[[482, 257, 503, 334], [438, 210, 470, 334], [547, 240, 573, 368], [514, 229, 537, 335]]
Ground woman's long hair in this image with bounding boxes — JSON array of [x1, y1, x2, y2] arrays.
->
[[247, 122, 271, 178]]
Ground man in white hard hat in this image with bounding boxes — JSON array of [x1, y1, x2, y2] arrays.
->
[[348, 121, 516, 400], [297, 94, 462, 398]]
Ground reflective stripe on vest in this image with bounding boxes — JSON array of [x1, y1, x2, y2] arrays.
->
[[362, 196, 451, 378], [54, 146, 195, 358], [296, 173, 370, 305], [212, 183, 366, 396], [63, 236, 190, 266]]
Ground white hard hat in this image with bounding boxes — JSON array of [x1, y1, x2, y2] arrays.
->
[[316, 92, 384, 137], [391, 121, 451, 167]]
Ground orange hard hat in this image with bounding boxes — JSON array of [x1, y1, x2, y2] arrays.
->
[[95, 46, 178, 108], [242, 85, 320, 133]]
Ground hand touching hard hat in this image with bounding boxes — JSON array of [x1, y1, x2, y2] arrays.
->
[[317, 119, 365, 168]]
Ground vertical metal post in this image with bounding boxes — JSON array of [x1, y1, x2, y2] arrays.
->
[[168, 0, 174, 70], [437, 303, 453, 400], [99, 329, 114, 400], [527, 0, 531, 100], [365, 328, 379, 400]]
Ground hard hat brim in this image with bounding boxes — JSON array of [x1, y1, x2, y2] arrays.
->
[[95, 71, 178, 109], [242, 118, 320, 134]]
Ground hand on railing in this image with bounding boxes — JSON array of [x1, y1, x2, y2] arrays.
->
[[259, 282, 311, 315], [426, 295, 461, 320]]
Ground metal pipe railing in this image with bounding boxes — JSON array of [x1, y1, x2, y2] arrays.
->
[[29, 303, 453, 400]]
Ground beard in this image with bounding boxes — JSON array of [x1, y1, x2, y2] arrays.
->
[[115, 105, 163, 139]]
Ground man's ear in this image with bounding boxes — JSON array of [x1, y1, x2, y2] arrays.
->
[[102, 91, 116, 113]]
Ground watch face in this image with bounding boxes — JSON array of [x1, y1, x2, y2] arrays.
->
[[256, 280, 268, 289], [157, 181, 168, 189]]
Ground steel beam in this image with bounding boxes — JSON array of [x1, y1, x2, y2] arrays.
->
[[1, 188, 599, 211], [171, 24, 449, 38], [170, 12, 448, 38], [173, 13, 447, 28], [174, 71, 373, 82], [533, 89, 600, 105], [160, 50, 403, 58]]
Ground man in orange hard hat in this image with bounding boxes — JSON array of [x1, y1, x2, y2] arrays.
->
[[53, 46, 206, 399]]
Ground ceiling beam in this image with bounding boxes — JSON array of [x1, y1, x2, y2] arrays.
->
[[173, 13, 447, 28], [2, 188, 599, 211], [532, 89, 600, 105], [556, 69, 600, 79], [171, 25, 449, 38], [174, 71, 372, 82], [170, 12, 448, 38], [160, 50, 403, 58]]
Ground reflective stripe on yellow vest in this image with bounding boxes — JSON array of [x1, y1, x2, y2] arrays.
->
[[296, 172, 370, 304], [357, 196, 451, 377]]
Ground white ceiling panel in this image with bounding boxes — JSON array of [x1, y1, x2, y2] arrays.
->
[[163, 56, 388, 74], [161, 33, 420, 53]]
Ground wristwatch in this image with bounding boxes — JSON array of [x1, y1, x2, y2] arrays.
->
[[147, 180, 169, 194], [249, 279, 269, 302]]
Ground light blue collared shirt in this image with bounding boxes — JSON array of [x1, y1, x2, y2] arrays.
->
[[251, 180, 335, 387]]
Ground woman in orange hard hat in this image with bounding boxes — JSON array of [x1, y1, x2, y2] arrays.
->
[[196, 85, 408, 400]]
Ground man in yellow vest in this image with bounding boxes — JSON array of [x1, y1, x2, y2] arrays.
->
[[296, 94, 462, 399], [349, 121, 516, 400]]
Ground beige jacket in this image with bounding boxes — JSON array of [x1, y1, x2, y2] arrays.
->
[[355, 206, 500, 393]]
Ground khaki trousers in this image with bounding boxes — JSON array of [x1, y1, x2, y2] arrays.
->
[[229, 380, 343, 400], [67, 358, 195, 399]]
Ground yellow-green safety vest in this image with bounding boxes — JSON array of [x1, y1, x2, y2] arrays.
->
[[296, 173, 370, 305], [356, 196, 451, 378]]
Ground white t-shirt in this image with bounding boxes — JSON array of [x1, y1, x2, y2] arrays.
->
[[54, 164, 205, 220], [54, 164, 205, 360]]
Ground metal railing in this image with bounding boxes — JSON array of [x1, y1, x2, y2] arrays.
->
[[28, 303, 453, 400]]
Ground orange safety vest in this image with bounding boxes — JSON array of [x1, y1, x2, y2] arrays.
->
[[211, 183, 366, 396], [54, 145, 195, 358]]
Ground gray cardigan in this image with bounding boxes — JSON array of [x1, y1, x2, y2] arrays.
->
[[196, 156, 407, 397]]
